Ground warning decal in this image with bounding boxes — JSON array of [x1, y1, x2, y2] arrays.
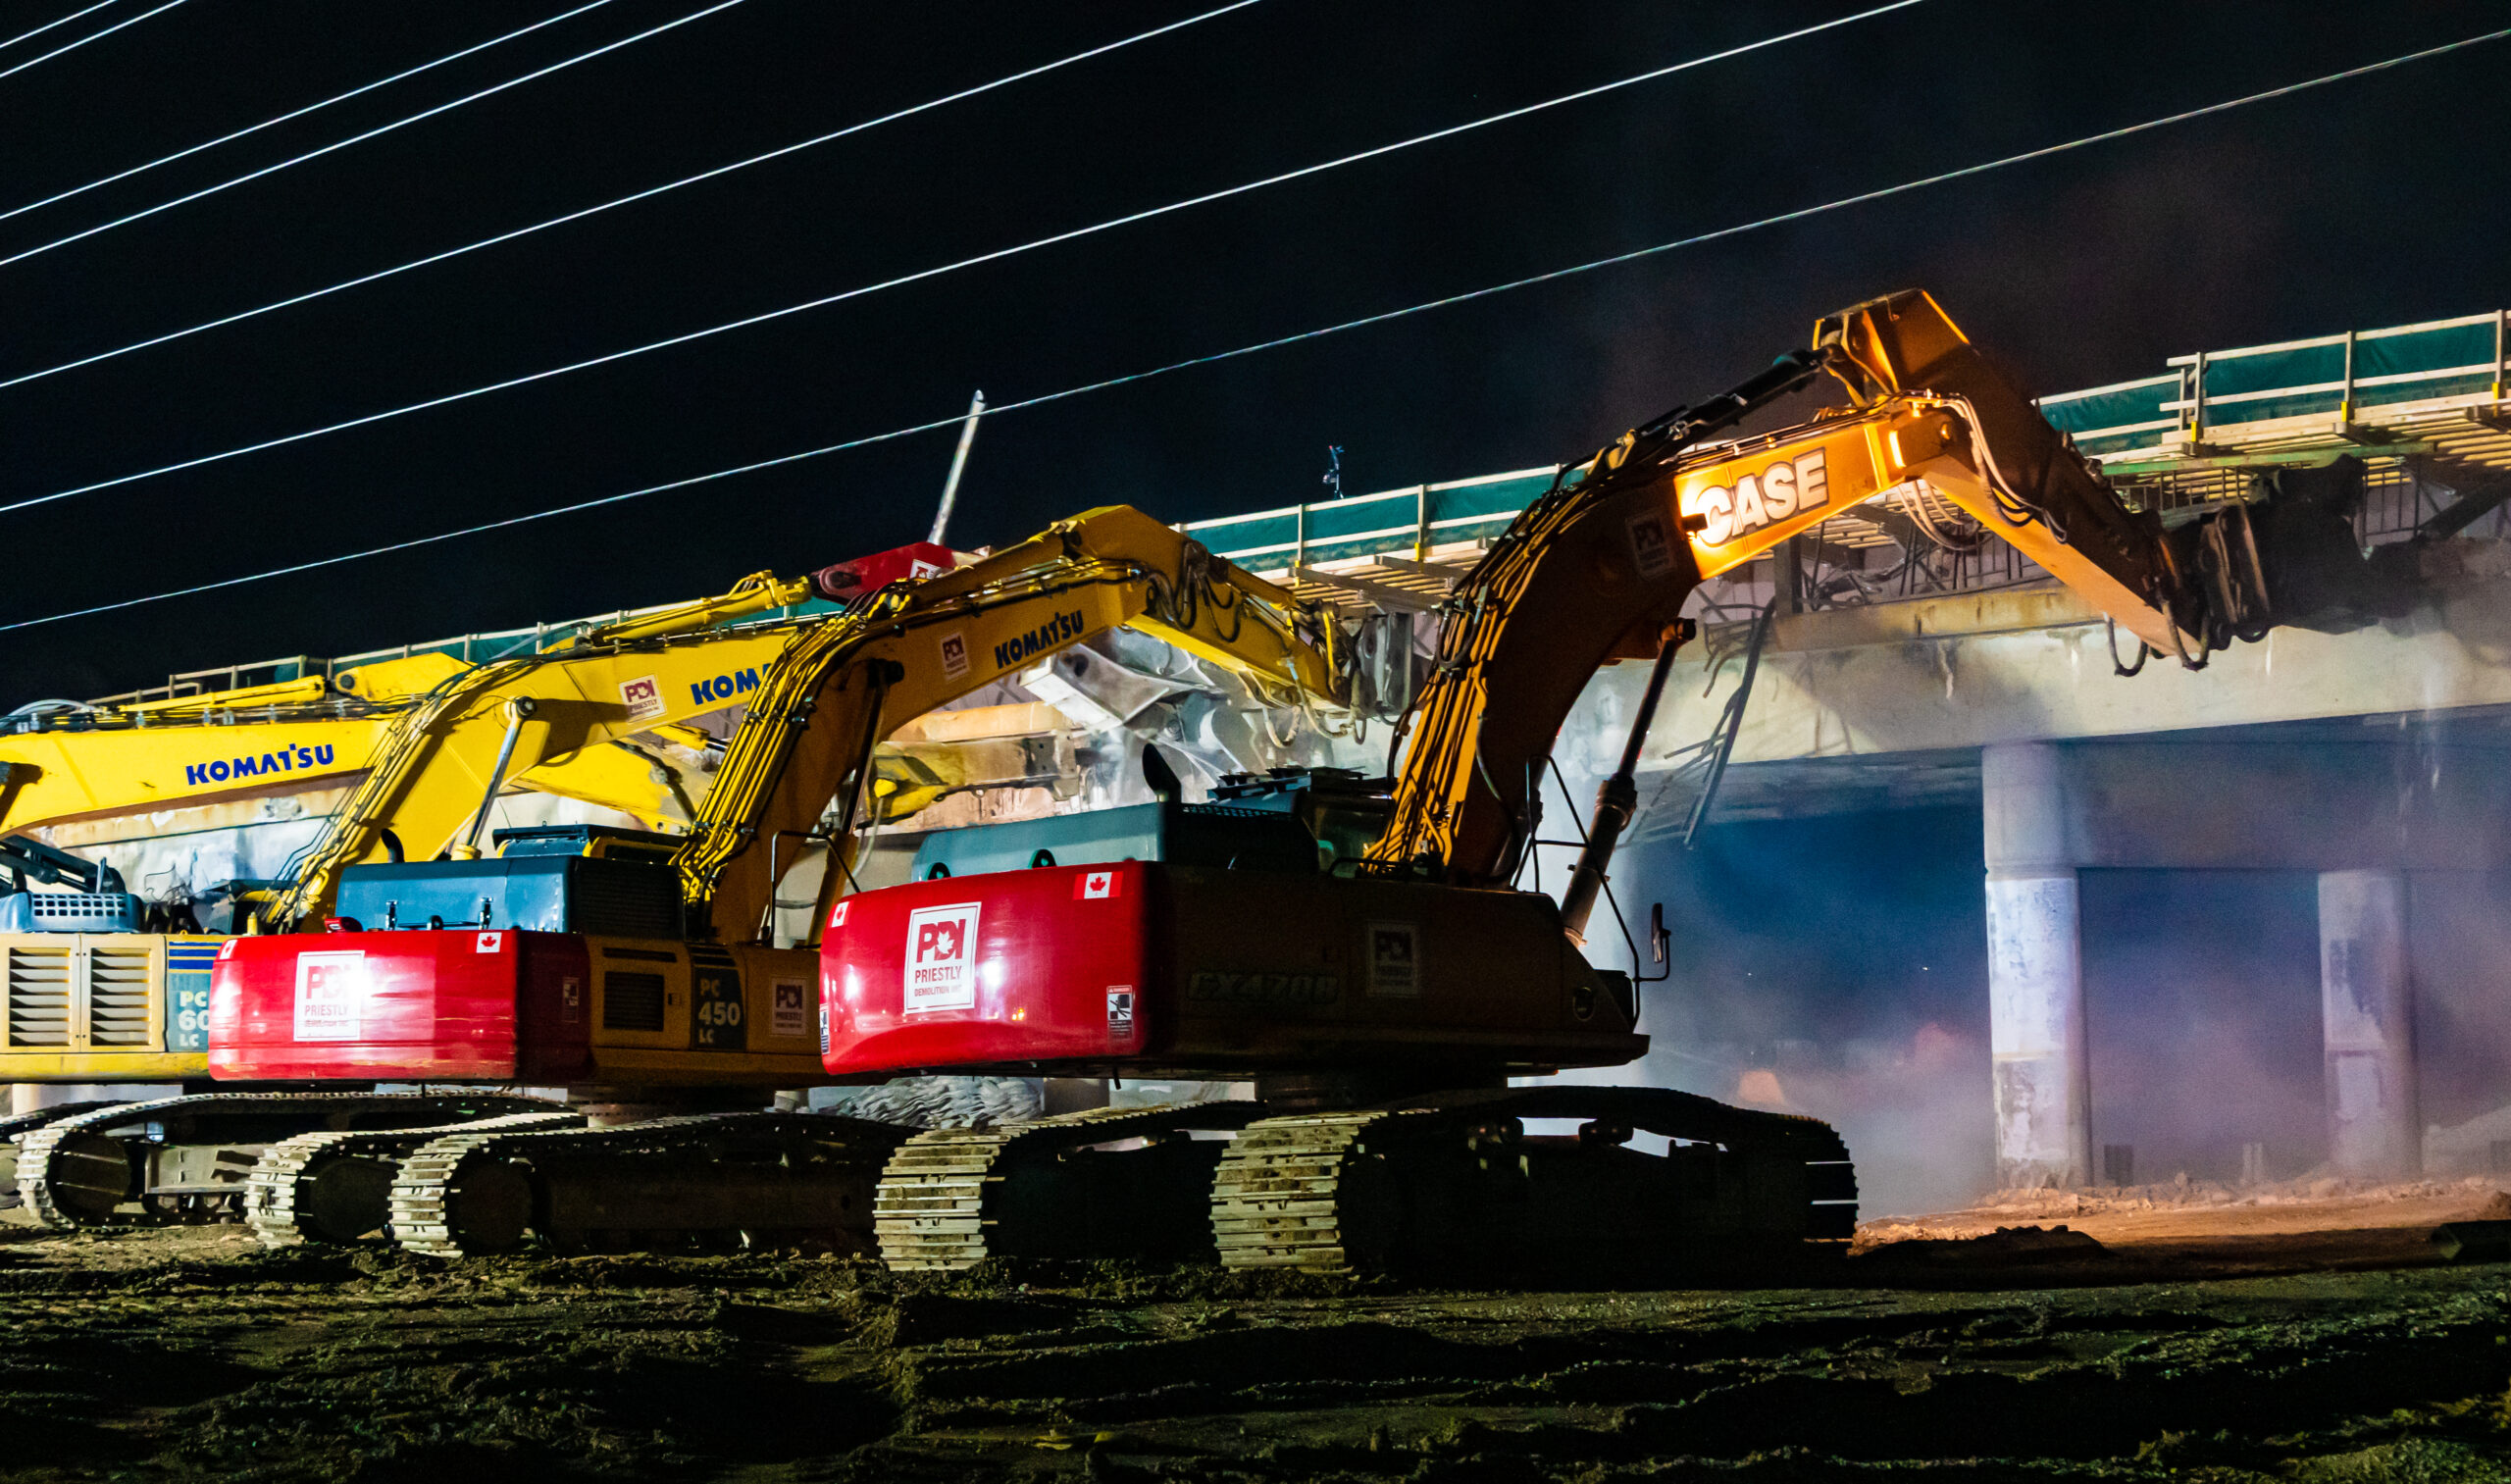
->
[[1626, 509, 1676, 580]]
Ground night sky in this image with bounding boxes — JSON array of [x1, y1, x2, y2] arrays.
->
[[4, 0, 2503, 705]]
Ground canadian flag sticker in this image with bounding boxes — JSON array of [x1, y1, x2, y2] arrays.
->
[[1075, 869, 1119, 899]]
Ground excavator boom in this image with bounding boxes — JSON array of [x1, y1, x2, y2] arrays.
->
[[1368, 290, 2210, 883], [266, 614, 807, 928], [0, 565, 820, 844], [678, 504, 1342, 945]]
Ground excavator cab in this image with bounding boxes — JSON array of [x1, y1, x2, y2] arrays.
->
[[1207, 766, 1399, 876]]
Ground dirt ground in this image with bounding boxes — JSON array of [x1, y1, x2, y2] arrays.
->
[[0, 1184, 2505, 1482]]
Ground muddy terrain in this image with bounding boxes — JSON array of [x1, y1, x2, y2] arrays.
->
[[0, 1191, 2504, 1482]]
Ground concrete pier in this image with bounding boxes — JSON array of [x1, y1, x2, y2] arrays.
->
[[1982, 742, 2090, 1188], [2319, 869, 2419, 1178]]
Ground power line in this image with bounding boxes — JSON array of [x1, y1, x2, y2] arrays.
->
[[5, 23, 2494, 637], [0, 0, 185, 81], [2, 1, 620, 225], [0, 0, 746, 269], [0, 0, 1268, 391], [0, 0, 1922, 515], [0, 1, 118, 55]]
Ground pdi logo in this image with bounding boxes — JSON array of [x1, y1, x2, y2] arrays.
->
[[619, 675, 665, 721], [903, 902, 981, 1012]]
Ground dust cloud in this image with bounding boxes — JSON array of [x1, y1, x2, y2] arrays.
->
[[1525, 806, 1999, 1217]]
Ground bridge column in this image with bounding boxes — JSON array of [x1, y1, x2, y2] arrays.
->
[[2319, 869, 2419, 1178], [1982, 742, 2090, 1188]]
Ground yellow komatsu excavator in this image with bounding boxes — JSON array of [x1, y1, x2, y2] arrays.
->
[[0, 567, 821, 846], [0, 571, 816, 1094]]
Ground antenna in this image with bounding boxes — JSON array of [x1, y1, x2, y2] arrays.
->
[[929, 389, 985, 544]]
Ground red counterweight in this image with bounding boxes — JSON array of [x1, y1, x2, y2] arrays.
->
[[820, 860, 1162, 1074], [211, 929, 591, 1084], [212, 930, 826, 1088], [820, 861, 1648, 1083]]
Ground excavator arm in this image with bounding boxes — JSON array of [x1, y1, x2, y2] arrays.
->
[[0, 573, 823, 840], [263, 573, 819, 928], [1366, 290, 2230, 888], [0, 652, 468, 835], [675, 505, 1344, 946]]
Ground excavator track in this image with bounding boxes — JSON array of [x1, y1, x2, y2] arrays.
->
[[0, 1100, 128, 1141], [387, 1111, 908, 1257], [0, 1100, 128, 1208], [876, 1102, 1264, 1270], [1211, 1086, 1857, 1280], [1211, 1109, 1411, 1271], [244, 1110, 586, 1247], [16, 1093, 567, 1232]]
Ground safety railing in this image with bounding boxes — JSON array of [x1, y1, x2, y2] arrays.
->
[[2039, 310, 2509, 457], [1182, 466, 1557, 571]]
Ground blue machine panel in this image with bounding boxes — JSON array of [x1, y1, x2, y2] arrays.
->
[[907, 800, 1316, 880], [335, 855, 678, 937], [166, 940, 219, 1051]]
